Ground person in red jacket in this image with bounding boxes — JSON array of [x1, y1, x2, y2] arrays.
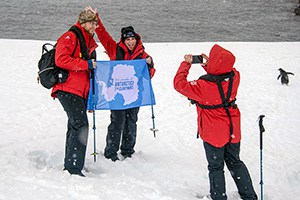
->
[[51, 8, 98, 176], [89, 7, 155, 162], [174, 44, 257, 200]]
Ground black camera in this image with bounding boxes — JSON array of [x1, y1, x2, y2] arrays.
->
[[192, 55, 203, 64]]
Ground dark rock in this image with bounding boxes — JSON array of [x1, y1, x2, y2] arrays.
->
[[295, 5, 300, 15]]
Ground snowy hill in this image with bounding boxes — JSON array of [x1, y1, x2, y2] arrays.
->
[[0, 39, 299, 200]]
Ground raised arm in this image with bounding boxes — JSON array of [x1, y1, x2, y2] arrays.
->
[[86, 7, 117, 59]]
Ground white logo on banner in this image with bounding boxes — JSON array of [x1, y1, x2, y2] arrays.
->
[[97, 64, 139, 106]]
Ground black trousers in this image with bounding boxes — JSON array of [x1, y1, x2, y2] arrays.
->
[[104, 107, 139, 159], [203, 142, 257, 200], [57, 91, 89, 173]]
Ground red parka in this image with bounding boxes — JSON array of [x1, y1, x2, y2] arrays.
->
[[95, 15, 156, 78], [51, 22, 98, 99], [174, 44, 241, 147]]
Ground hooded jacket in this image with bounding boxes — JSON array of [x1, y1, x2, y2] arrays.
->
[[173, 44, 241, 147], [95, 15, 155, 78], [51, 22, 98, 99]]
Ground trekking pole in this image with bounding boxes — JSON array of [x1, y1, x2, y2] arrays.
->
[[258, 115, 265, 200], [90, 69, 98, 162], [150, 105, 159, 137]]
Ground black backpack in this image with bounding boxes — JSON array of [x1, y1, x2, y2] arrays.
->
[[37, 26, 89, 89]]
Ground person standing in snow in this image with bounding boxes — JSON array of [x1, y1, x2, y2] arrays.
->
[[88, 7, 156, 162], [173, 44, 257, 200], [51, 8, 98, 176]]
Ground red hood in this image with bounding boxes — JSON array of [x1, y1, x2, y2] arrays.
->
[[205, 44, 235, 75]]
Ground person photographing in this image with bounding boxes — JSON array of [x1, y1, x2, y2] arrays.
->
[[174, 44, 257, 200]]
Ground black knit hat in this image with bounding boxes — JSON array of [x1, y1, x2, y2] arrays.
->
[[121, 26, 137, 41]]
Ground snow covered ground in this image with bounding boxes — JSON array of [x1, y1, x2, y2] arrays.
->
[[0, 39, 299, 200]]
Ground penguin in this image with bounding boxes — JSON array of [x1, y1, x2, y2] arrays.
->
[[277, 68, 294, 85]]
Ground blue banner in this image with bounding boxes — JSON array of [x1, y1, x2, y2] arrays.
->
[[87, 59, 156, 110]]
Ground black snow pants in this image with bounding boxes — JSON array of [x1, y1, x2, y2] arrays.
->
[[57, 91, 89, 174], [104, 107, 140, 159], [203, 142, 257, 200]]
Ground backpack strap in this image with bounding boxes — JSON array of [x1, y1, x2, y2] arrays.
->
[[69, 26, 90, 60], [194, 70, 236, 140], [196, 71, 236, 109], [199, 70, 234, 82], [116, 44, 125, 60], [215, 73, 235, 139]]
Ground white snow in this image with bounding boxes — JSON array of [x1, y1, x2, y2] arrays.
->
[[0, 39, 299, 200]]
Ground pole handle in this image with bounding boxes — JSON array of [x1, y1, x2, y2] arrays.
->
[[258, 115, 265, 150]]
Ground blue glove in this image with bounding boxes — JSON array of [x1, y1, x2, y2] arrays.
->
[[88, 59, 94, 70]]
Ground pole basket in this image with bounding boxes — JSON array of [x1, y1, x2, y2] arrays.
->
[[150, 128, 159, 137], [150, 105, 159, 137]]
